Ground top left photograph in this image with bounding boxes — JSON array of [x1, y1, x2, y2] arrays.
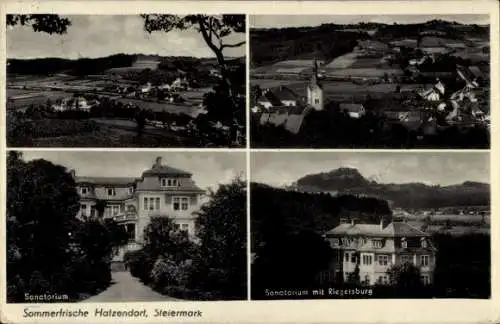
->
[[6, 14, 247, 148]]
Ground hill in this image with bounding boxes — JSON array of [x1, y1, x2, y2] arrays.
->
[[6, 54, 226, 76], [250, 19, 489, 68], [292, 167, 490, 209]]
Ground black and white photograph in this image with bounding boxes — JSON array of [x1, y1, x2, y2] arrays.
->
[[6, 151, 247, 302], [251, 152, 490, 299], [6, 14, 246, 148], [250, 15, 490, 149]]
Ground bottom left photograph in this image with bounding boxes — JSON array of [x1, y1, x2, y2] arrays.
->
[[6, 150, 247, 302]]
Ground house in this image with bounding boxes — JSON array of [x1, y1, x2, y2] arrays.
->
[[140, 82, 153, 93], [73, 157, 205, 267], [340, 103, 366, 119], [171, 76, 189, 90], [419, 80, 446, 101], [257, 60, 324, 134], [52, 96, 92, 112], [324, 218, 437, 285]]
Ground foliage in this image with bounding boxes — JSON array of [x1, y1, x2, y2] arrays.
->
[[7, 14, 71, 34], [192, 178, 247, 299], [6, 152, 127, 302], [432, 233, 490, 298], [127, 178, 246, 300], [387, 262, 424, 294]]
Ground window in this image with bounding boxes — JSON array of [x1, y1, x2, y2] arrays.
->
[[351, 254, 357, 263], [332, 238, 339, 245], [364, 275, 370, 285], [128, 187, 134, 195], [401, 238, 407, 249], [380, 275, 389, 285], [378, 255, 389, 266], [144, 197, 160, 211], [80, 204, 87, 215], [401, 255, 411, 264], [420, 255, 430, 267], [362, 255, 373, 265], [126, 224, 135, 241], [161, 178, 179, 187], [372, 240, 382, 248], [421, 238, 427, 248], [174, 224, 180, 230], [421, 274, 431, 285], [173, 197, 189, 211], [107, 188, 116, 196], [80, 187, 88, 195], [181, 224, 189, 231], [314, 99, 320, 104], [344, 253, 349, 262]]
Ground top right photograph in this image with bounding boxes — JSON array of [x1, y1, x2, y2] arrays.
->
[[250, 15, 490, 149]]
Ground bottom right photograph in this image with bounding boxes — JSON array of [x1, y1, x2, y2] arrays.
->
[[250, 151, 490, 299]]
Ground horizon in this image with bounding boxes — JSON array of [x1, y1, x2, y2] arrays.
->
[[7, 15, 246, 60], [6, 53, 245, 61], [251, 152, 490, 188], [250, 14, 490, 29]]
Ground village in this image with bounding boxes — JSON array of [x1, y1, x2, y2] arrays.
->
[[250, 19, 490, 148], [7, 55, 246, 148]]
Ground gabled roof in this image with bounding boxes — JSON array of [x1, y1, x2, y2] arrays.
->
[[325, 221, 430, 238], [257, 91, 283, 107], [273, 86, 300, 102], [142, 164, 192, 177], [75, 177, 138, 186]]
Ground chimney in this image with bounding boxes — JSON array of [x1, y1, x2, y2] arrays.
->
[[154, 156, 162, 167], [380, 217, 385, 230], [69, 169, 76, 178], [351, 218, 357, 226]]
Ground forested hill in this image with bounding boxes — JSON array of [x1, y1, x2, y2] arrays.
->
[[293, 168, 490, 209], [250, 19, 489, 67], [6, 54, 225, 76], [250, 182, 391, 250]]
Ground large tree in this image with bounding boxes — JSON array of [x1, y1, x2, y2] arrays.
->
[[7, 151, 80, 300], [7, 14, 71, 34], [141, 15, 245, 124], [192, 177, 247, 299]]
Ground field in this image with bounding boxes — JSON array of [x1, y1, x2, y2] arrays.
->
[[325, 52, 358, 69], [8, 118, 196, 148], [273, 60, 318, 67]]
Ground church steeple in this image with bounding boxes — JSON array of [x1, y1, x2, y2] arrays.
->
[[311, 57, 319, 85], [306, 57, 324, 111]]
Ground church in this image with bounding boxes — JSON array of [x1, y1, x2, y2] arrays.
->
[[256, 59, 324, 134]]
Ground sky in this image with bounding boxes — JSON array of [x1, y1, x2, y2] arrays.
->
[[7, 15, 245, 59], [19, 151, 246, 192], [251, 152, 490, 187], [250, 14, 490, 28]]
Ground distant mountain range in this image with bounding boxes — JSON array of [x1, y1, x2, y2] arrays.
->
[[290, 167, 490, 209]]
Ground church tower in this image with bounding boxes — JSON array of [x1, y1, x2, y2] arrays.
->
[[307, 58, 324, 111]]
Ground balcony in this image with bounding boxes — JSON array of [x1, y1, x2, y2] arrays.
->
[[112, 212, 138, 223]]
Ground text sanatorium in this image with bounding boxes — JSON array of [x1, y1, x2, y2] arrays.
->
[[23, 308, 203, 318]]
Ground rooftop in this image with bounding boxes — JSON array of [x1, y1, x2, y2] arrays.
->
[[325, 220, 430, 238], [141, 157, 192, 177]]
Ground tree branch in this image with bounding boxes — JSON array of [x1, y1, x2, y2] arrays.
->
[[221, 41, 246, 50]]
